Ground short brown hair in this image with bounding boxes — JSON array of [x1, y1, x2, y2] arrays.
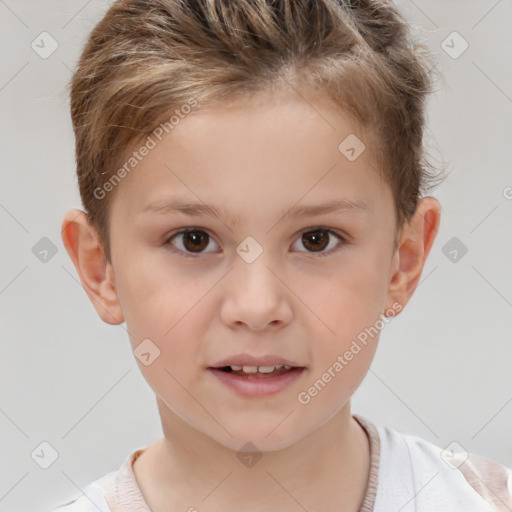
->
[[68, 0, 445, 263]]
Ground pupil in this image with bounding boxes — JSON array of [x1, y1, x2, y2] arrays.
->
[[184, 231, 208, 252], [181, 230, 329, 253], [303, 230, 328, 252]]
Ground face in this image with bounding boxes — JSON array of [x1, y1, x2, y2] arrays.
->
[[107, 91, 400, 451]]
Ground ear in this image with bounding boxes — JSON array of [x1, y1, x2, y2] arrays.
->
[[384, 196, 441, 315], [61, 209, 124, 325]]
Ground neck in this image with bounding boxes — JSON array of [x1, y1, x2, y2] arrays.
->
[[134, 400, 370, 512]]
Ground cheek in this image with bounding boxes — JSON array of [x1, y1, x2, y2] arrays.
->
[[293, 252, 388, 403], [117, 263, 219, 389], [124, 287, 211, 416], [297, 308, 379, 418], [116, 253, 207, 337], [295, 333, 377, 424], [299, 259, 389, 339]]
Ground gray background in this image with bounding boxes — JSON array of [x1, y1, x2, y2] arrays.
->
[[1, 0, 511, 510]]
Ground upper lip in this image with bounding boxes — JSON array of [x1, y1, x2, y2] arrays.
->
[[210, 353, 303, 368]]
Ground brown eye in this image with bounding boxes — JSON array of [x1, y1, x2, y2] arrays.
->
[[166, 229, 219, 256], [182, 230, 209, 252], [292, 228, 346, 257], [301, 230, 330, 252], [165, 227, 346, 259]]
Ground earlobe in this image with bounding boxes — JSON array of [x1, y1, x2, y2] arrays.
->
[[384, 197, 441, 314], [61, 209, 124, 325]]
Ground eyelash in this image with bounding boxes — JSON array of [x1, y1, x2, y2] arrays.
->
[[163, 227, 348, 259]]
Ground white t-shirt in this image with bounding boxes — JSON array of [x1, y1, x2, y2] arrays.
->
[[47, 414, 512, 512]]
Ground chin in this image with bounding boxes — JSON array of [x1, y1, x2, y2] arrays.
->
[[206, 418, 309, 453], [218, 433, 303, 454]]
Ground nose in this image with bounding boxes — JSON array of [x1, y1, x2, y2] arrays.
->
[[220, 257, 293, 332]]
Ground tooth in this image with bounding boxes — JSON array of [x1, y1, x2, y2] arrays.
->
[[274, 365, 283, 370], [230, 365, 243, 371], [242, 365, 258, 373], [257, 366, 276, 374], [283, 365, 292, 370]]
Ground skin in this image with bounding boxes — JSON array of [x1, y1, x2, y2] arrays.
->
[[62, 89, 441, 512]]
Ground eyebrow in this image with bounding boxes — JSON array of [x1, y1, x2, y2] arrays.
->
[[142, 197, 369, 226]]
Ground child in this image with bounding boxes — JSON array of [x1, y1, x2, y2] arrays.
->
[[53, 0, 512, 510]]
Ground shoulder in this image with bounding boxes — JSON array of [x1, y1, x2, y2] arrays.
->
[[46, 471, 118, 512], [46, 446, 150, 512], [444, 448, 512, 511], [361, 415, 512, 511]]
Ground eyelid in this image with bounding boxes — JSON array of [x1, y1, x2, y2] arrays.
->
[[164, 226, 348, 258], [165, 227, 221, 258], [294, 226, 347, 258]]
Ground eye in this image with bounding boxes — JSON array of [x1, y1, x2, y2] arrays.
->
[[164, 227, 347, 258], [165, 228, 219, 257], [291, 227, 347, 257]]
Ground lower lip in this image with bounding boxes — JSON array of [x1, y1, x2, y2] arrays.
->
[[207, 367, 305, 397]]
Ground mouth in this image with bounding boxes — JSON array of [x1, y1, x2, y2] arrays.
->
[[213, 364, 299, 378], [207, 364, 305, 397]]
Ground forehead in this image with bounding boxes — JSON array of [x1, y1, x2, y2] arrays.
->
[[111, 92, 391, 225]]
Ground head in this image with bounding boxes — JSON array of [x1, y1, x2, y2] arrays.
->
[[62, 0, 444, 451]]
